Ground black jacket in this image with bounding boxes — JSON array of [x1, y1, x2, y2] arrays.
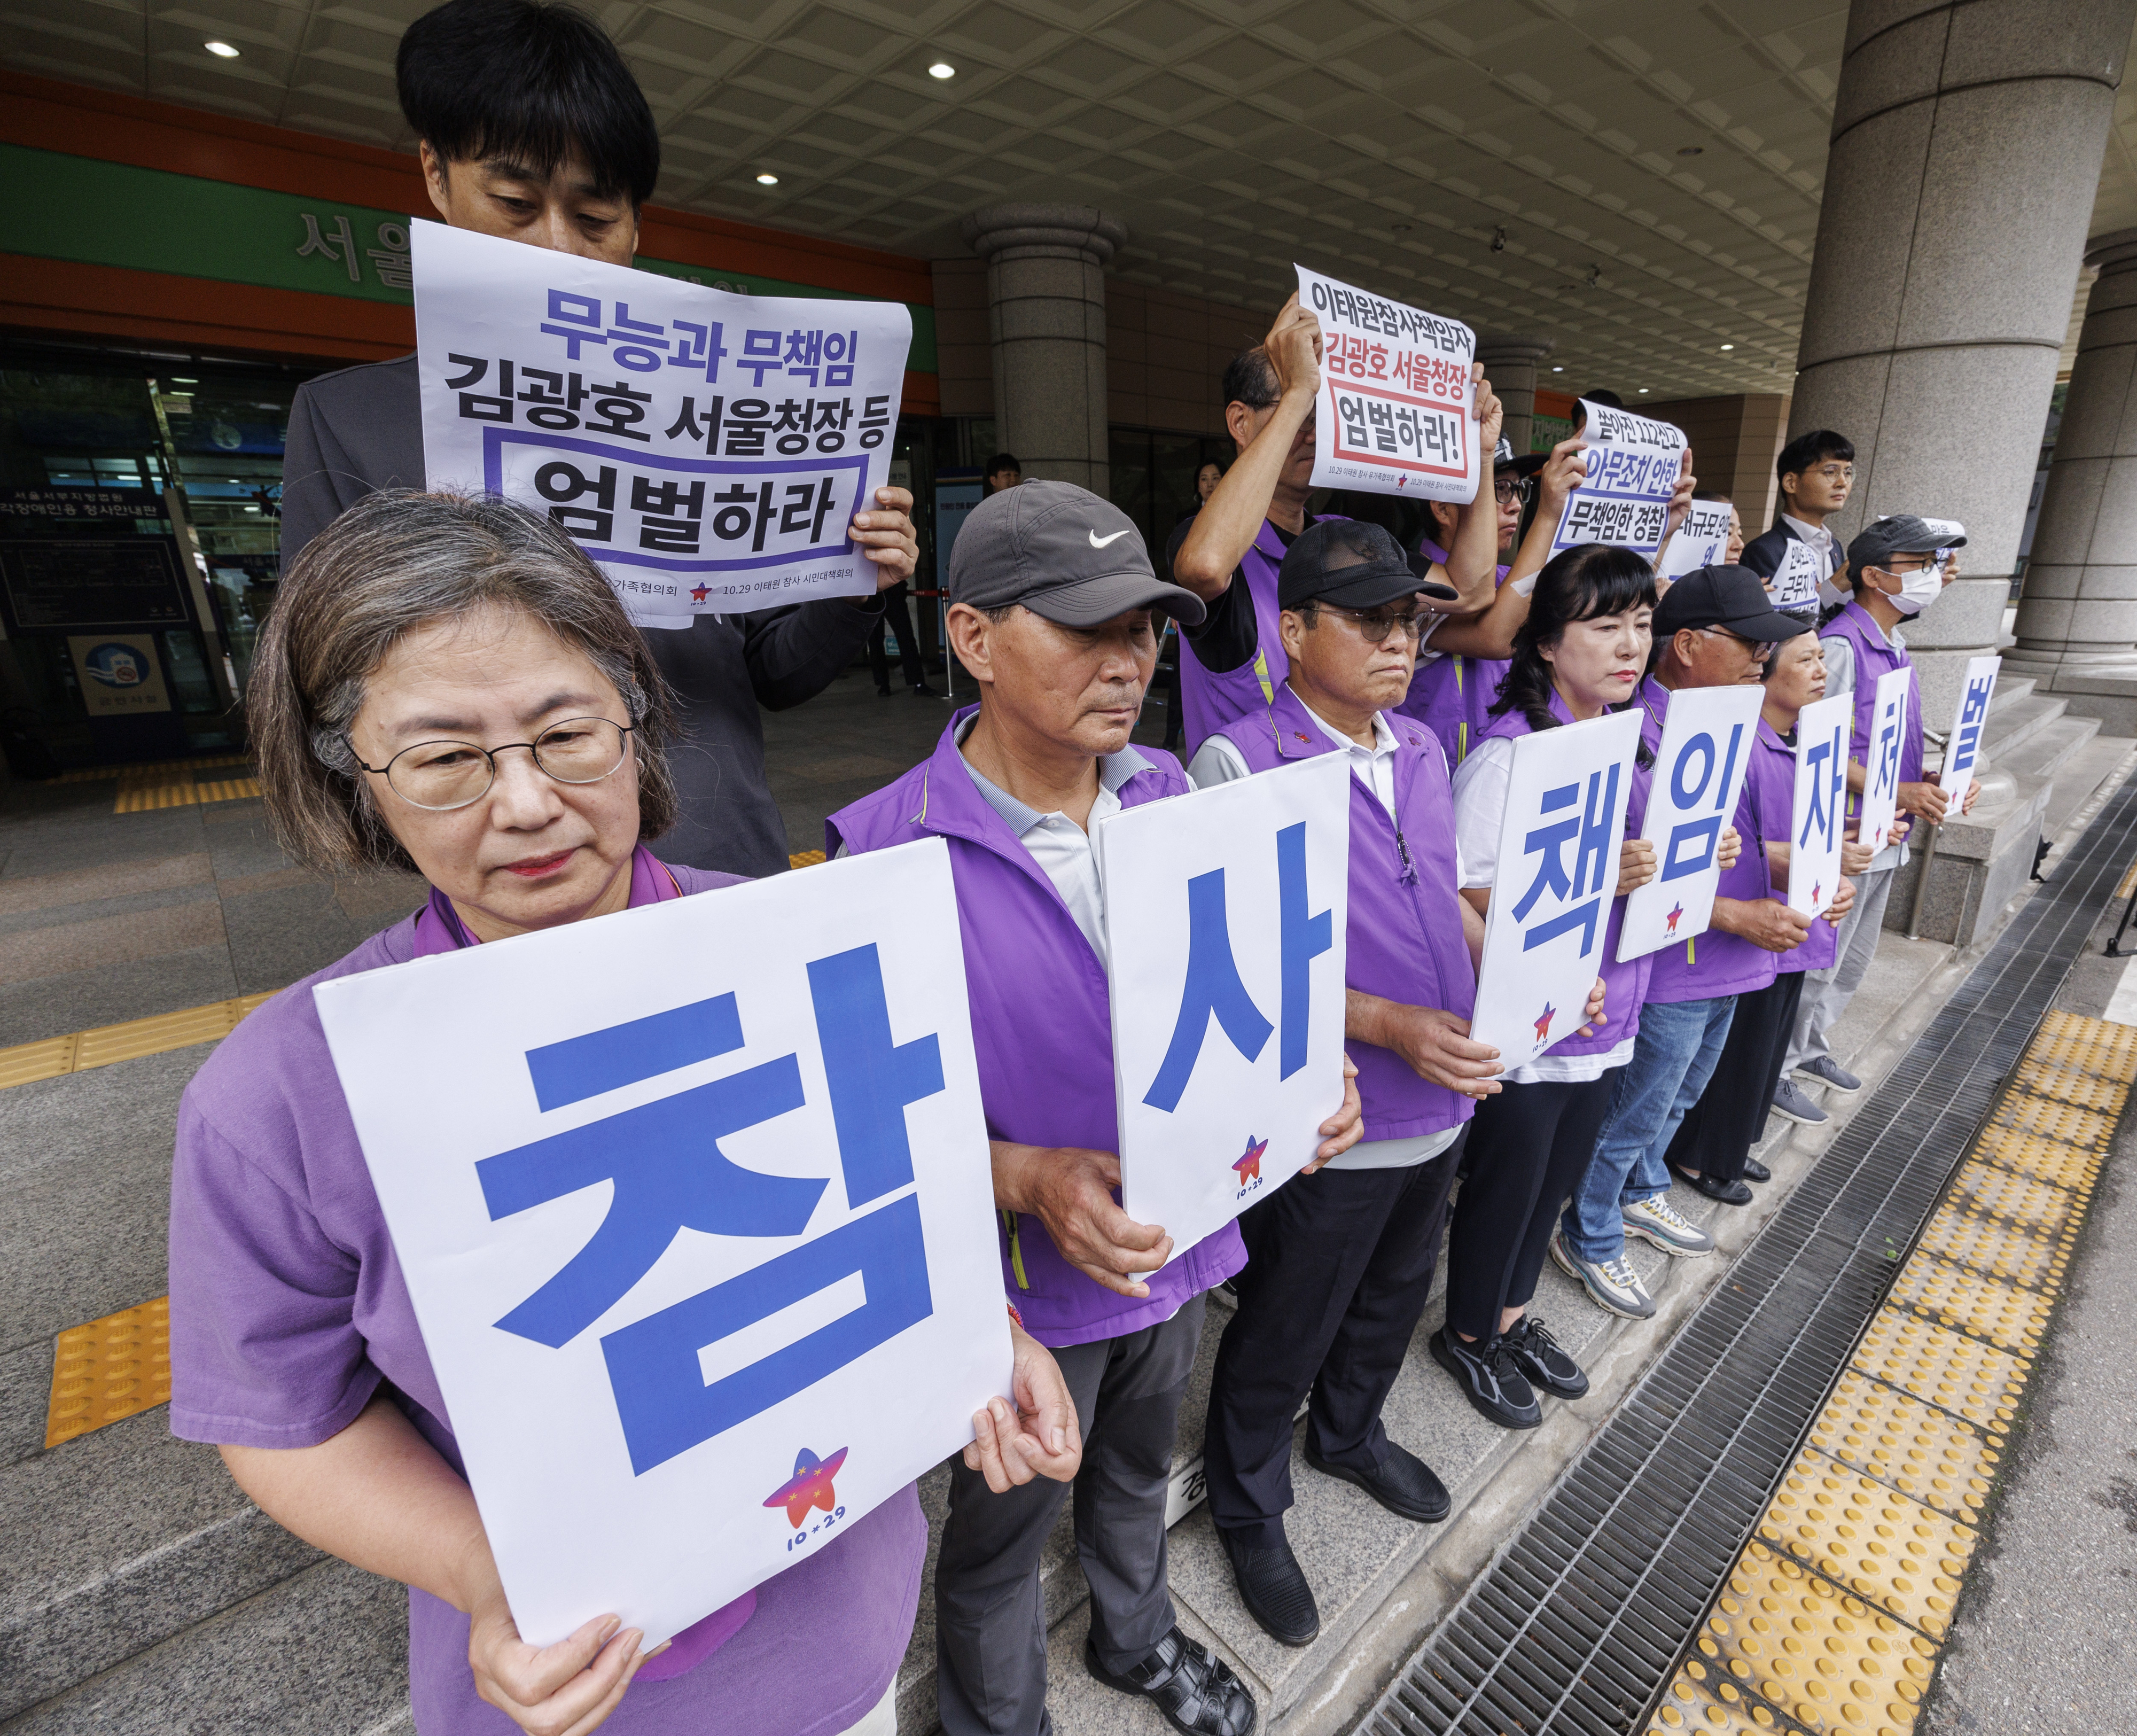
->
[[279, 355, 880, 877]]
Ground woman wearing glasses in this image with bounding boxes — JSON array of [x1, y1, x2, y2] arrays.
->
[[166, 491, 1080, 1736]]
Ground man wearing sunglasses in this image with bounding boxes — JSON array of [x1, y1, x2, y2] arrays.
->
[[1188, 519, 1494, 1648]]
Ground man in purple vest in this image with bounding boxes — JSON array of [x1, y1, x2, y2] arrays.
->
[[1777, 516, 1979, 1120], [1188, 520, 1499, 1647], [829, 481, 1363, 1736]]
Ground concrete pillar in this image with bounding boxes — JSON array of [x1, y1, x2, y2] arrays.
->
[[1476, 335, 1554, 457], [1787, 0, 2136, 728], [962, 204, 1126, 493]]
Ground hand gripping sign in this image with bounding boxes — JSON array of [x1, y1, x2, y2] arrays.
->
[[1296, 264, 1478, 504], [313, 840, 1004, 1653], [1788, 692, 1853, 919], [1656, 497, 1735, 579], [1619, 684, 1763, 963], [414, 221, 911, 627], [1856, 667, 1914, 855], [1549, 400, 1687, 560], [1469, 710, 1643, 1069], [1936, 656, 2001, 798], [1099, 754, 1351, 1259]]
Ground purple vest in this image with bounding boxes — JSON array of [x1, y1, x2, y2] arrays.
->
[[1634, 678, 1780, 1003], [1824, 601, 1923, 819], [1213, 687, 1476, 1142], [1178, 517, 1301, 757], [1749, 717, 1840, 975], [825, 714, 1244, 1349], [1394, 538, 1511, 767], [1475, 689, 1653, 1055]]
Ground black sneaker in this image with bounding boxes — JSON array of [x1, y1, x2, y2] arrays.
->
[[1218, 1525, 1320, 1646], [1503, 1314, 1589, 1400], [1430, 1326, 1541, 1429], [1085, 1626, 1258, 1736], [1304, 1438, 1449, 1522]]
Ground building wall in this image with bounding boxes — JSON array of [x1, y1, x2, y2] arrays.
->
[[1641, 392, 1792, 529]]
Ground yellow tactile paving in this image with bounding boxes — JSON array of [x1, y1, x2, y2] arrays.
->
[[44, 1297, 172, 1448], [1984, 1089, 2115, 1150], [56, 754, 248, 784], [1755, 1457, 1978, 1639], [193, 776, 262, 804], [1807, 1375, 2002, 1525], [0, 991, 278, 1090], [1915, 1204, 2070, 1291], [787, 848, 826, 868], [1967, 1124, 2104, 1191], [1946, 1155, 2088, 1234], [1847, 1315, 2027, 1430], [1888, 1254, 2055, 1355]]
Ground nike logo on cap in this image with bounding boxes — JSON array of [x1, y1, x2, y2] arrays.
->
[[1088, 527, 1130, 548]]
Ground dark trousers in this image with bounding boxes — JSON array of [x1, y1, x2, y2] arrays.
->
[[934, 1299, 1204, 1736], [1445, 1075, 1617, 1341], [1666, 970, 1807, 1183], [1204, 1142, 1464, 1547], [868, 581, 924, 689]]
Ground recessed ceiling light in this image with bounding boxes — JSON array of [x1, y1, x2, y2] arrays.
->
[[204, 38, 239, 57], [171, 376, 198, 384], [1719, 342, 1735, 351], [1639, 387, 1650, 393], [1551, 365, 1564, 372], [929, 61, 955, 79], [755, 172, 779, 185], [1677, 145, 1703, 156]]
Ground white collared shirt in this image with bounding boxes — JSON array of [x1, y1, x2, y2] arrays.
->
[[1187, 697, 1404, 821], [1781, 512, 1842, 577]]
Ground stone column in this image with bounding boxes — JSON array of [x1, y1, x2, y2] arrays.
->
[[2011, 229, 2137, 687], [962, 205, 1126, 493], [1787, 0, 2136, 728], [1476, 334, 1554, 457]]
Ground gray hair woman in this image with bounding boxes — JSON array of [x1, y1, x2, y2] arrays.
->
[[168, 492, 1079, 1736]]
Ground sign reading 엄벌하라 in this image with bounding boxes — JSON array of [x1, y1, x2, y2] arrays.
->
[[311, 840, 1009, 1655], [1296, 264, 1479, 505], [1855, 667, 1913, 856], [1788, 691, 1852, 920], [414, 221, 911, 628], [1618, 684, 1763, 963], [1549, 400, 1687, 560]]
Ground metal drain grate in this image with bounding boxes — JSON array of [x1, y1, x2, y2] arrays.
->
[[1367, 773, 2137, 1736]]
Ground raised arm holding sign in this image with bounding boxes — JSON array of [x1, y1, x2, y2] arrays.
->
[[1550, 401, 1689, 560]]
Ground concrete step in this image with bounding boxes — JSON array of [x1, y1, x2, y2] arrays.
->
[[1988, 673, 2037, 712], [1975, 692, 2070, 767], [1997, 713, 2103, 790]]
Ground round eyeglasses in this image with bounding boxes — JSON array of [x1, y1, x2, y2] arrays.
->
[[350, 718, 635, 812], [1493, 476, 1535, 507], [1320, 604, 1429, 644]]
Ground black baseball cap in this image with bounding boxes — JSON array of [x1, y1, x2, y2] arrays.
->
[[1278, 520, 1425, 611], [1847, 513, 1968, 575], [1652, 564, 1806, 643], [947, 480, 1206, 626]]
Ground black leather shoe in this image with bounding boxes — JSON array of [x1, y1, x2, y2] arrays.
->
[[1503, 1314, 1589, 1400], [910, 682, 941, 697], [1430, 1327, 1541, 1429], [1304, 1438, 1450, 1522], [1675, 1167, 1753, 1205], [1742, 1157, 1772, 1183], [1218, 1526, 1320, 1646], [1085, 1626, 1258, 1736]]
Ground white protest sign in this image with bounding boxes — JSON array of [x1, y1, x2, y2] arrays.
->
[[1857, 666, 1913, 855], [1936, 655, 2001, 796], [313, 841, 1004, 1651], [1770, 538, 1823, 610], [1296, 264, 1478, 503], [1469, 710, 1643, 1068], [1657, 498, 1734, 579], [1549, 400, 1687, 559], [1101, 753, 1351, 1258], [414, 221, 910, 625], [1788, 692, 1852, 918], [1618, 684, 1764, 963]]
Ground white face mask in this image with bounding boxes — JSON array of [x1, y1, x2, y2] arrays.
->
[[1886, 563, 1944, 617]]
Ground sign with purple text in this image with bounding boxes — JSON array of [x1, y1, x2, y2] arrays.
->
[[313, 841, 1005, 1653], [1549, 400, 1687, 559], [1656, 497, 1734, 579], [1619, 684, 1762, 962], [1099, 753, 1351, 1260], [1788, 692, 1853, 919], [1935, 655, 2000, 798], [414, 221, 909, 627], [1856, 666, 1913, 855], [1469, 709, 1643, 1069]]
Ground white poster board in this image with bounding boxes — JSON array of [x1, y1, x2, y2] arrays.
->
[[1469, 710, 1643, 1068], [1656, 498, 1734, 579], [1297, 264, 1478, 504], [414, 221, 911, 626], [1618, 684, 1764, 962], [1788, 691, 1853, 918], [1936, 655, 2001, 796], [1549, 400, 1687, 559], [1769, 539, 1824, 611], [1101, 754, 1351, 1258], [1857, 666, 1914, 854], [313, 841, 1005, 1651]]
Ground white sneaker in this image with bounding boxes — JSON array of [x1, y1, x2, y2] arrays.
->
[[1623, 1194, 1715, 1257], [1550, 1231, 1657, 1320]]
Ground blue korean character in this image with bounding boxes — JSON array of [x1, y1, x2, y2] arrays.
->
[[669, 320, 731, 383], [605, 303, 668, 372], [824, 329, 857, 388], [783, 328, 824, 387], [541, 291, 609, 360], [1659, 723, 1745, 882], [740, 329, 785, 387]]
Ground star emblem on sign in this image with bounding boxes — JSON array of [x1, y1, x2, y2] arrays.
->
[[1813, 881, 1823, 905], [689, 583, 711, 603], [1666, 901, 1684, 935], [762, 1445, 848, 1528], [1534, 1003, 1556, 1043], [1232, 1135, 1267, 1184]]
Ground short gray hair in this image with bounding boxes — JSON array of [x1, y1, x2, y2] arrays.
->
[[250, 489, 680, 873]]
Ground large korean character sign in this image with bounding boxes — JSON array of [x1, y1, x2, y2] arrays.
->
[[414, 222, 910, 627], [1296, 264, 1478, 504], [1469, 711, 1643, 1069], [1619, 685, 1763, 962], [1550, 401, 1687, 560], [1936, 656, 2000, 799], [1856, 667, 1914, 855], [313, 842, 1005, 1652], [1788, 692, 1853, 918], [1656, 497, 1735, 579], [1100, 756, 1351, 1257]]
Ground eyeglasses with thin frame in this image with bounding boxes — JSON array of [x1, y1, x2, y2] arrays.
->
[[1315, 603, 1429, 644], [1700, 625, 1775, 660], [1807, 463, 1854, 482], [1493, 476, 1535, 507], [350, 717, 636, 812]]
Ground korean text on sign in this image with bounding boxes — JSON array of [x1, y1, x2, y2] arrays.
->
[[1468, 710, 1643, 1069], [1099, 756, 1351, 1258], [1855, 667, 1913, 855], [1550, 400, 1687, 559], [1656, 497, 1734, 579], [414, 221, 910, 625], [1936, 656, 2000, 797], [1788, 692, 1852, 920], [1619, 684, 1762, 962], [1296, 264, 1478, 505], [313, 841, 1007, 1655]]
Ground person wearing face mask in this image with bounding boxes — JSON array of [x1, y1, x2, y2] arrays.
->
[[1742, 431, 1855, 611], [277, 0, 922, 882], [1775, 516, 1980, 1118]]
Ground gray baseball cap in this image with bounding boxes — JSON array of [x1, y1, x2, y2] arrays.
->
[[947, 480, 1208, 626], [1847, 513, 1968, 574]]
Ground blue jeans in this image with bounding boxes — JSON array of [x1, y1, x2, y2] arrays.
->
[[1561, 996, 1736, 1262]]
